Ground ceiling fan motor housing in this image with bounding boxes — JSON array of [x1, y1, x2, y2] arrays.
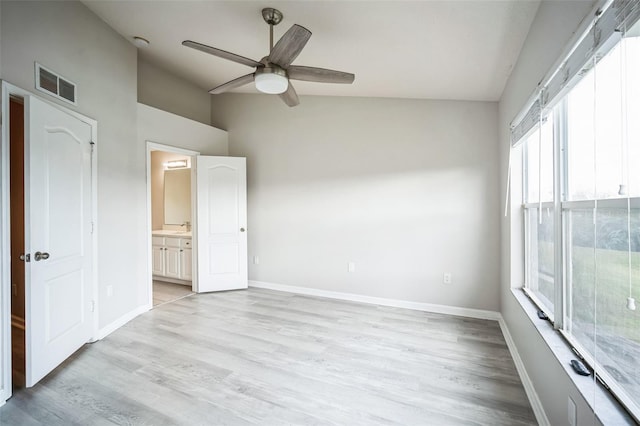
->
[[255, 65, 288, 94]]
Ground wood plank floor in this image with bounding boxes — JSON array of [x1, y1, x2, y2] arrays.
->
[[153, 281, 194, 307], [0, 288, 537, 425]]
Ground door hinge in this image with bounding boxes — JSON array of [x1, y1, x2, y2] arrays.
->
[[91, 221, 95, 234], [90, 141, 95, 154], [90, 300, 96, 312]]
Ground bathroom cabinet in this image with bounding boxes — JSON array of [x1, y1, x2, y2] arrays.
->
[[152, 234, 192, 283]]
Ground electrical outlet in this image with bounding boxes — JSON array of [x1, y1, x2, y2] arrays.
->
[[107, 285, 113, 297], [253, 256, 260, 265], [568, 397, 577, 426], [348, 262, 355, 273], [443, 273, 452, 284]]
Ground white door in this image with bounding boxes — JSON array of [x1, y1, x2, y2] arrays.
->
[[25, 95, 94, 386], [195, 156, 247, 292]]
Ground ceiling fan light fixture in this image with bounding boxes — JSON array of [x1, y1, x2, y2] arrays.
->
[[255, 67, 288, 94]]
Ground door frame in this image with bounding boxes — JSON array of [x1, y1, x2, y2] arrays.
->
[[145, 141, 199, 308], [0, 81, 98, 404]]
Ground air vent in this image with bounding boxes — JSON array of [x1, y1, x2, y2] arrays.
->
[[35, 63, 77, 105]]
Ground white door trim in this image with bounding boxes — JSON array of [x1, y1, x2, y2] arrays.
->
[[145, 141, 199, 309], [0, 80, 98, 404]]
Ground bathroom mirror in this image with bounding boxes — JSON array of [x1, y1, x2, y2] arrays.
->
[[164, 168, 191, 225]]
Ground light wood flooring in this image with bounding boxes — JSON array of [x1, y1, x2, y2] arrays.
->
[[153, 280, 194, 307], [0, 288, 536, 425]]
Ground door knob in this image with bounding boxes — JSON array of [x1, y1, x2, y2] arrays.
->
[[240, 228, 245, 232], [34, 251, 50, 261]]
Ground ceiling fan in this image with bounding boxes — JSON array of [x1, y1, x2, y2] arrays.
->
[[182, 7, 355, 107]]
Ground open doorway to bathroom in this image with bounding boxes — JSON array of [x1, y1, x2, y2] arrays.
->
[[147, 143, 198, 307]]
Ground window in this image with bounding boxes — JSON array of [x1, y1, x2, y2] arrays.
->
[[563, 36, 640, 418], [516, 21, 640, 421], [523, 117, 555, 315]]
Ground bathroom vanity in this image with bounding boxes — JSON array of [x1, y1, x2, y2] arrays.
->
[[152, 230, 192, 284]]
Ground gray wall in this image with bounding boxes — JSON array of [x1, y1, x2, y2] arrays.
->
[[138, 56, 211, 125], [1, 1, 143, 329], [0, 2, 2, 78], [212, 94, 500, 311], [498, 1, 611, 424]]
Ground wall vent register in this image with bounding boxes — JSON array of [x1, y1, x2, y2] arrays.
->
[[35, 62, 77, 105]]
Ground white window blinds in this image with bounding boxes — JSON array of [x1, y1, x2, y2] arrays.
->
[[510, 0, 640, 146]]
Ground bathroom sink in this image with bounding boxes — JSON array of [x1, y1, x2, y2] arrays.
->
[[152, 230, 192, 237], [152, 230, 179, 235]]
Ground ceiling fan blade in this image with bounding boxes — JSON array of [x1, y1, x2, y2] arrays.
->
[[268, 25, 312, 69], [209, 73, 255, 95], [279, 82, 300, 107], [183, 40, 262, 68], [288, 66, 355, 84]]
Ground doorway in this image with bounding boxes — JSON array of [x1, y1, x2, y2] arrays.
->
[[9, 97, 25, 390], [145, 142, 249, 306], [146, 143, 199, 308]]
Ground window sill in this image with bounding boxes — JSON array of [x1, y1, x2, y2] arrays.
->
[[511, 288, 636, 425]]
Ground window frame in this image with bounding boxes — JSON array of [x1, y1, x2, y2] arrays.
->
[[521, 109, 558, 321]]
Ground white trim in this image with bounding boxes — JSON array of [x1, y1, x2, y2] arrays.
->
[[498, 316, 550, 426], [95, 304, 150, 341], [145, 141, 199, 310], [147, 141, 200, 157], [89, 107, 99, 344], [0, 82, 10, 406], [248, 280, 501, 321]]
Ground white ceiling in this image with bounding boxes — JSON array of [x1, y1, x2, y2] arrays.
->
[[83, 0, 540, 102]]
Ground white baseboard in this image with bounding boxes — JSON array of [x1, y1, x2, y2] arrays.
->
[[498, 317, 549, 426], [249, 280, 501, 321], [95, 304, 150, 340]]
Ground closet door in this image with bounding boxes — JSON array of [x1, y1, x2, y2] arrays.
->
[[24, 95, 94, 386], [195, 156, 247, 292]]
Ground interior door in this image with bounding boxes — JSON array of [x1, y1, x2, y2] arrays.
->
[[195, 156, 247, 292], [25, 95, 93, 386]]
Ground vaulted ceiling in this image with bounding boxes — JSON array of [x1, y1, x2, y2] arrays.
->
[[83, 0, 540, 102]]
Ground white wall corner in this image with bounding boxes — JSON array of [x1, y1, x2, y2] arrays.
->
[[95, 304, 150, 341], [498, 316, 550, 426], [249, 280, 501, 321]]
